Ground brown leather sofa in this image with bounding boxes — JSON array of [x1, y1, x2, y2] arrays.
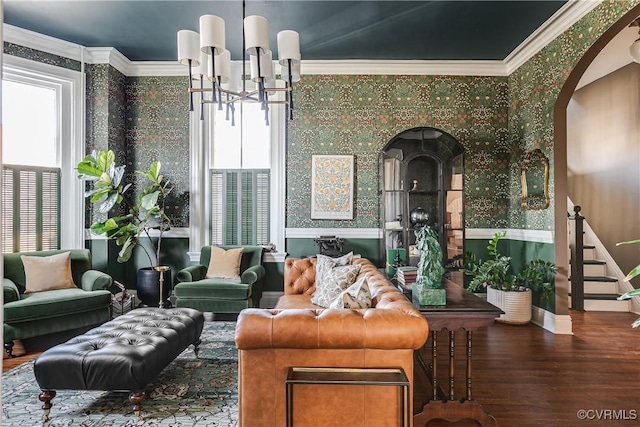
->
[[235, 257, 429, 427]]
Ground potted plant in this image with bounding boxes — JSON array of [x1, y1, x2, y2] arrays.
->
[[617, 239, 640, 327], [462, 231, 556, 324], [77, 150, 173, 308]]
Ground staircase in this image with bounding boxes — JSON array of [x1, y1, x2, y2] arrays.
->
[[568, 204, 630, 312]]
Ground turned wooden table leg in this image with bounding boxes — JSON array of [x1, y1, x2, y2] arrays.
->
[[449, 330, 455, 401], [466, 330, 473, 401], [38, 390, 56, 421], [129, 390, 145, 420], [431, 330, 438, 400]]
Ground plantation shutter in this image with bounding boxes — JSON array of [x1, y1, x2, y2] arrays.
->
[[2, 165, 60, 252], [210, 169, 269, 245]]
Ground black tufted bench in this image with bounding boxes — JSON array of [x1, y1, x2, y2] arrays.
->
[[33, 307, 204, 420]]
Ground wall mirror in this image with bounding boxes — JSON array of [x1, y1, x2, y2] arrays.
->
[[521, 148, 550, 210]]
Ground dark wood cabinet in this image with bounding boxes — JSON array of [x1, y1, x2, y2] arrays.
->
[[381, 127, 464, 273]]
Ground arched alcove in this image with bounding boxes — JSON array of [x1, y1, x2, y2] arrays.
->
[[380, 127, 465, 280]]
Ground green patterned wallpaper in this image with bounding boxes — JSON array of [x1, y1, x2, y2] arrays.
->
[[7, 0, 640, 236], [508, 0, 640, 230], [288, 75, 510, 229], [85, 64, 128, 226], [3, 42, 81, 71], [124, 76, 191, 228]]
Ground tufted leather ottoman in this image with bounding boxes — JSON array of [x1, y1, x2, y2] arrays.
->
[[33, 307, 204, 420]]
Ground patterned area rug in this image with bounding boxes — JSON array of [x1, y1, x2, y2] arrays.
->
[[2, 321, 238, 426]]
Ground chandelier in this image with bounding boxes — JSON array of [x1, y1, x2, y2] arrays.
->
[[177, 1, 301, 125]]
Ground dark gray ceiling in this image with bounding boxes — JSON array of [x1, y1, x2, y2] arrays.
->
[[3, 1, 567, 62]]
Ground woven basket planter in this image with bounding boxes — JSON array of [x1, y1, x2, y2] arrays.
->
[[487, 287, 532, 325]]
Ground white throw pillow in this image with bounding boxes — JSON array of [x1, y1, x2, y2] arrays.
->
[[21, 251, 77, 293], [329, 277, 372, 309], [314, 251, 354, 286], [311, 253, 360, 308], [205, 246, 244, 279]]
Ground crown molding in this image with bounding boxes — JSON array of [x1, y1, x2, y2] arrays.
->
[[5, 0, 604, 78], [504, 0, 603, 74], [3, 24, 83, 62], [85, 47, 130, 76], [300, 60, 508, 76], [128, 61, 186, 77]]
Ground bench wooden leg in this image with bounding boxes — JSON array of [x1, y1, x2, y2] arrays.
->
[[4, 341, 15, 358], [193, 338, 201, 358], [129, 390, 145, 420], [38, 390, 56, 421]]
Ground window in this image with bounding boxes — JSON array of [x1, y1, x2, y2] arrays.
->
[[188, 83, 285, 259], [210, 103, 271, 245], [2, 56, 84, 252]]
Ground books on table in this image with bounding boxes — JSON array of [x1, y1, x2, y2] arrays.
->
[[396, 266, 417, 288]]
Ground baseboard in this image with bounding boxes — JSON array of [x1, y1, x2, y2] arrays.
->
[[260, 291, 284, 309], [531, 306, 573, 334]]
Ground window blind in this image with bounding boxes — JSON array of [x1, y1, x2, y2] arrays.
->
[[210, 169, 269, 245], [2, 165, 60, 252]]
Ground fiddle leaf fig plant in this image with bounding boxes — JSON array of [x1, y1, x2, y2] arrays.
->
[[462, 231, 556, 299], [77, 149, 172, 267]]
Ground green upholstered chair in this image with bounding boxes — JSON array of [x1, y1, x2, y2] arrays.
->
[[174, 245, 265, 313], [3, 249, 113, 357]]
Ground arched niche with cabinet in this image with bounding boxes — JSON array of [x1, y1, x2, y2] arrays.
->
[[380, 127, 464, 274]]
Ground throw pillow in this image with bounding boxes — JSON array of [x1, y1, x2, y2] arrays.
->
[[329, 277, 372, 309], [316, 252, 353, 267], [314, 251, 354, 286], [21, 251, 76, 293], [311, 261, 361, 308], [205, 246, 244, 279]]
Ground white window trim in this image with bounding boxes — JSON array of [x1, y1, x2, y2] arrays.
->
[[188, 92, 286, 263], [2, 54, 84, 249]]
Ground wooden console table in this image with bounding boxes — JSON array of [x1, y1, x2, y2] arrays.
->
[[412, 279, 503, 427]]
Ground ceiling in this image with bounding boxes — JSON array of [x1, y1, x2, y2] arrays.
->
[[3, 1, 568, 62]]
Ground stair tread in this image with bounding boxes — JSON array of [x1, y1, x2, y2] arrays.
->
[[569, 259, 606, 265], [570, 276, 618, 282], [584, 244, 596, 249], [583, 293, 621, 300]]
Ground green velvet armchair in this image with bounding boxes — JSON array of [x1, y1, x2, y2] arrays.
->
[[174, 245, 265, 313], [3, 249, 113, 357]]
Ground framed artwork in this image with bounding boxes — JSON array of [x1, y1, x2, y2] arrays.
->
[[311, 154, 354, 220]]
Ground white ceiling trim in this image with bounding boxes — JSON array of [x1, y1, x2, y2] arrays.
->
[[85, 47, 130, 76], [300, 60, 507, 76], [4, 24, 83, 61], [3, 1, 604, 78], [504, 0, 603, 74]]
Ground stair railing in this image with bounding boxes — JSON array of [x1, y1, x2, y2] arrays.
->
[[568, 205, 585, 311]]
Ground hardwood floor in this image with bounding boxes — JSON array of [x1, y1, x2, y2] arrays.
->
[[415, 310, 640, 426], [2, 340, 40, 372], [3, 311, 640, 426]]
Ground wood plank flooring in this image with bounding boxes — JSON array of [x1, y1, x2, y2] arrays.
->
[[415, 310, 640, 426], [4, 311, 640, 426]]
